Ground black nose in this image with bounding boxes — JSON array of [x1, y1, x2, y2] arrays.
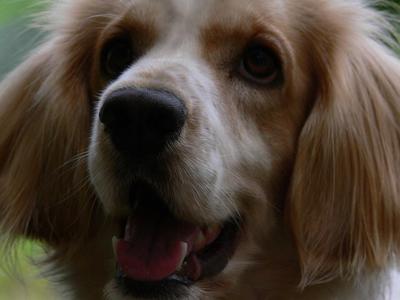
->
[[99, 88, 187, 157]]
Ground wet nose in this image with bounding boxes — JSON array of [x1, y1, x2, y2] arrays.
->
[[99, 88, 187, 158]]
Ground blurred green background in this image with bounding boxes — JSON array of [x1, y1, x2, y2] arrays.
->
[[0, 0, 47, 79], [0, 0, 399, 300], [0, 3, 56, 300], [0, 241, 56, 299]]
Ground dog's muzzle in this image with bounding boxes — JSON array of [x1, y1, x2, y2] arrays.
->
[[97, 87, 241, 297], [99, 87, 187, 159]]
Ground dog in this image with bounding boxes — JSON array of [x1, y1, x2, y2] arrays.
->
[[1, 0, 400, 299]]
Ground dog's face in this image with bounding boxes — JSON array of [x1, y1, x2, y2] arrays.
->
[[88, 0, 310, 297], [1, 0, 400, 299]]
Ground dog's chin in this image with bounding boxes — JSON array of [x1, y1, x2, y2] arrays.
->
[[107, 181, 241, 299]]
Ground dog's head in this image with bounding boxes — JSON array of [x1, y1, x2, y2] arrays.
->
[[1, 0, 400, 299]]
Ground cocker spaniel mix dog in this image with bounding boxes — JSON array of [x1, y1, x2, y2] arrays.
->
[[1, 0, 400, 299]]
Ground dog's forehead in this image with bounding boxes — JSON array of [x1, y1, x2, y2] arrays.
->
[[123, 0, 285, 30], [130, 0, 257, 15]]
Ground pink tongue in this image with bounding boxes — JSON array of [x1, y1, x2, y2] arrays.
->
[[116, 205, 199, 281]]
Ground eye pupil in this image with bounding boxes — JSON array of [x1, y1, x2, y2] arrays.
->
[[247, 49, 273, 72], [103, 39, 133, 79], [241, 45, 281, 84]]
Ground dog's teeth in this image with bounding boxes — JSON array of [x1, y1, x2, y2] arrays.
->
[[112, 236, 118, 257], [193, 225, 222, 252], [203, 224, 222, 245], [208, 224, 221, 234], [177, 242, 189, 271], [193, 232, 207, 252]]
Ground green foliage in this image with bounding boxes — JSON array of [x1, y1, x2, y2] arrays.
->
[[375, 1, 400, 52]]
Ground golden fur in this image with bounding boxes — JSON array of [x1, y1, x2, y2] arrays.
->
[[0, 0, 400, 299]]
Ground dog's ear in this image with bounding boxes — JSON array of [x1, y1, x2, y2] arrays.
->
[[289, 13, 400, 286], [0, 36, 100, 246]]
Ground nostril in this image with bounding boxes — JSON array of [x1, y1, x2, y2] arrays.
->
[[99, 88, 187, 157], [151, 103, 186, 136], [99, 98, 130, 131]]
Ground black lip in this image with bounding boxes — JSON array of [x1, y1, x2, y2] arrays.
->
[[116, 267, 190, 299], [198, 219, 240, 279]]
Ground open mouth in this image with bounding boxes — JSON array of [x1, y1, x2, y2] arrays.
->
[[112, 181, 240, 297]]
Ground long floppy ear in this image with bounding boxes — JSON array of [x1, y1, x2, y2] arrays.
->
[[289, 8, 400, 286], [0, 34, 99, 246]]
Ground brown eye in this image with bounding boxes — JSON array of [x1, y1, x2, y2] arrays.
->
[[102, 39, 134, 79], [240, 44, 282, 85]]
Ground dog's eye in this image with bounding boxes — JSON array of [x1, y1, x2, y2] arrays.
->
[[239, 44, 282, 85], [102, 39, 134, 79]]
